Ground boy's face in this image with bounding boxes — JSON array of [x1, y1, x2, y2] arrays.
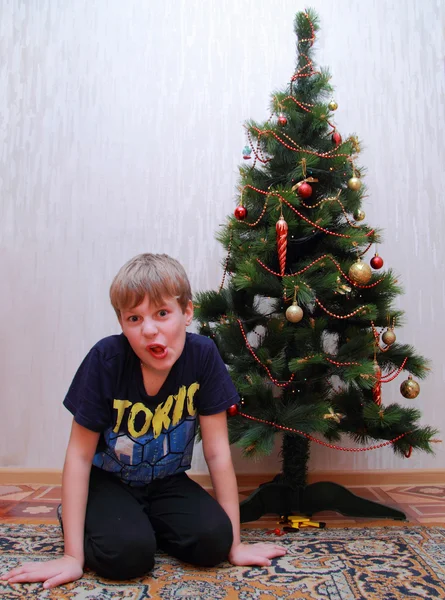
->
[[119, 295, 193, 377]]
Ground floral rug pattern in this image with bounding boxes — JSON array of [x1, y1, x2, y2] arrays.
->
[[1, 524, 444, 599]]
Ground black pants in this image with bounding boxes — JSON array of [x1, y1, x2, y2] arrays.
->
[[81, 466, 233, 580]]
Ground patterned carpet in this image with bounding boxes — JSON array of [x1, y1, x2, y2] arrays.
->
[[1, 525, 445, 599]]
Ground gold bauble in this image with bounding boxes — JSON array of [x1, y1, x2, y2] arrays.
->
[[285, 302, 304, 323], [348, 176, 362, 191], [328, 100, 338, 111], [348, 258, 372, 284], [350, 135, 361, 153], [353, 209, 365, 221], [382, 329, 396, 345], [400, 375, 420, 399]]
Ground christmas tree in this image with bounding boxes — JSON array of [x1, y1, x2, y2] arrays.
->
[[194, 8, 438, 520]]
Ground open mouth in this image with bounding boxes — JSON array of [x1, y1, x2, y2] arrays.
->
[[147, 344, 168, 359]]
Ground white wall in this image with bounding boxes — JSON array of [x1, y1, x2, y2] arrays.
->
[[1, 0, 444, 474]]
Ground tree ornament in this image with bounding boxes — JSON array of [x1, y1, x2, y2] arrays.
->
[[292, 160, 317, 200], [335, 276, 352, 295], [348, 258, 372, 284], [370, 253, 384, 269], [348, 176, 362, 191], [328, 100, 338, 111], [353, 209, 365, 221], [242, 146, 252, 160], [277, 113, 287, 127], [382, 329, 396, 346], [275, 213, 288, 276], [372, 361, 382, 405], [323, 408, 344, 423], [234, 205, 247, 220], [350, 136, 361, 153], [296, 181, 312, 198], [400, 375, 420, 399], [404, 446, 413, 458], [286, 302, 303, 323], [332, 131, 342, 146], [227, 404, 239, 416], [286, 287, 303, 323]]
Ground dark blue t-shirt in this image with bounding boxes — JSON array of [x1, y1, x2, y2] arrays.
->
[[64, 332, 239, 486]]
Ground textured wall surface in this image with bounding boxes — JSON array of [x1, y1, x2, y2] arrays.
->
[[1, 0, 444, 473]]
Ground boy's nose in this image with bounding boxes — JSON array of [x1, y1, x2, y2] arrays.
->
[[142, 320, 158, 337]]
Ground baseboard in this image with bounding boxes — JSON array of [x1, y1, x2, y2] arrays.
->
[[1, 468, 444, 487], [232, 470, 445, 487], [306, 469, 445, 486], [0, 469, 63, 485]]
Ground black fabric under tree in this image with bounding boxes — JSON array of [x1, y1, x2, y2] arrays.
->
[[194, 9, 438, 510]]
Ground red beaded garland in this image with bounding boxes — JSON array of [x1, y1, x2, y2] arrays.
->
[[326, 357, 361, 367], [218, 229, 233, 292], [237, 319, 295, 388], [240, 194, 270, 228], [252, 126, 351, 160], [315, 298, 366, 320], [280, 95, 314, 114], [238, 410, 410, 452], [256, 254, 384, 289], [380, 358, 408, 382], [241, 186, 355, 239]]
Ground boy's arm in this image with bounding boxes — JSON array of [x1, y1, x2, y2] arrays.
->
[[200, 411, 242, 547], [62, 419, 100, 564], [1, 419, 99, 589], [200, 411, 286, 567]]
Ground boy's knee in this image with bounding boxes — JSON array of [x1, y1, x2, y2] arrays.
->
[[85, 532, 156, 580], [190, 516, 234, 567]]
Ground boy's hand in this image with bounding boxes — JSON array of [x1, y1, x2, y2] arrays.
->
[[1, 555, 84, 589], [228, 542, 287, 567]]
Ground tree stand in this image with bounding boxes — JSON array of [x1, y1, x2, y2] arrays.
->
[[240, 434, 406, 523]]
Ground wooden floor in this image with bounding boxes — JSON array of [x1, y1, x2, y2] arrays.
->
[[1, 482, 445, 530]]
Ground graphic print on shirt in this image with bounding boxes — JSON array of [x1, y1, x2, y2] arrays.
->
[[93, 382, 200, 485]]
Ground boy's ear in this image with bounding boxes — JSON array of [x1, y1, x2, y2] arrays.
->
[[185, 300, 194, 326]]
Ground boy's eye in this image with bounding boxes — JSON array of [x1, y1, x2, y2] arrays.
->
[[159, 309, 168, 317], [128, 315, 139, 322]]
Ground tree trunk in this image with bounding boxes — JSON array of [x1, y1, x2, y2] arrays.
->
[[280, 433, 310, 489]]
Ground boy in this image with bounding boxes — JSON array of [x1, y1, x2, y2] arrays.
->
[[2, 253, 286, 589]]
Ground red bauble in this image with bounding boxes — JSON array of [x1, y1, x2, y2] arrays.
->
[[227, 404, 239, 416], [370, 254, 384, 269], [332, 131, 342, 146], [296, 182, 312, 199], [277, 114, 287, 127], [234, 206, 247, 221]]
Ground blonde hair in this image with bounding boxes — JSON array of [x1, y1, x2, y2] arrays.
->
[[110, 253, 192, 318]]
